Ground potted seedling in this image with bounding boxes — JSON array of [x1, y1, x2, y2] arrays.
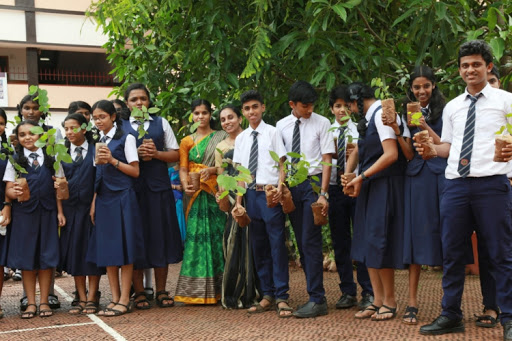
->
[[0, 139, 29, 202], [216, 165, 252, 227], [215, 149, 237, 212], [131, 105, 161, 161], [27, 86, 73, 199], [371, 78, 396, 126], [328, 119, 357, 196], [493, 111, 512, 162], [270, 151, 329, 226]]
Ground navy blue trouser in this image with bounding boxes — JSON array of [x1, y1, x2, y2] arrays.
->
[[246, 190, 289, 300], [328, 185, 373, 297], [289, 176, 325, 303], [440, 175, 512, 325], [477, 239, 498, 313]]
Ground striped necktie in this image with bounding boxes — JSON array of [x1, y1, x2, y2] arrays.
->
[[248, 131, 258, 189], [291, 119, 301, 163], [457, 93, 482, 178], [75, 146, 84, 164], [421, 107, 429, 121], [337, 126, 346, 175], [100, 135, 108, 143], [29, 152, 40, 171]]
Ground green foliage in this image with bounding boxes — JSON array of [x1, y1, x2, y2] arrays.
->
[[371, 77, 391, 100], [270, 150, 323, 193], [89, 0, 512, 126], [131, 105, 160, 139], [409, 111, 423, 126], [217, 165, 253, 198], [0, 140, 27, 178]]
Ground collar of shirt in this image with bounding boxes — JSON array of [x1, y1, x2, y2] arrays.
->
[[463, 83, 491, 100], [70, 140, 89, 155], [365, 100, 382, 121], [247, 120, 267, 135], [129, 115, 154, 124], [99, 124, 117, 142], [23, 147, 43, 160]]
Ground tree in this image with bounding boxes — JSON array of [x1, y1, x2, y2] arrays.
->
[[89, 0, 512, 129]]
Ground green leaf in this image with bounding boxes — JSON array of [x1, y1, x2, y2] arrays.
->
[[487, 7, 497, 31], [489, 37, 505, 61], [148, 107, 160, 114], [287, 152, 301, 159], [30, 126, 45, 135], [35, 139, 46, 148], [331, 4, 347, 22], [269, 150, 281, 163]]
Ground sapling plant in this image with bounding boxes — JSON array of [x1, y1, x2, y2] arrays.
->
[[371, 77, 396, 125], [493, 108, 512, 162]]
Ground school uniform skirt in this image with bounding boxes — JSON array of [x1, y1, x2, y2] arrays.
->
[[352, 175, 405, 269], [88, 187, 144, 267], [136, 186, 183, 269], [7, 205, 59, 270], [403, 166, 444, 266], [60, 203, 105, 276], [0, 227, 8, 266]]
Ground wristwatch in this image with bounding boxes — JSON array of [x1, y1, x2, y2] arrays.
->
[[2, 202, 12, 207], [361, 172, 369, 181], [319, 192, 329, 200]]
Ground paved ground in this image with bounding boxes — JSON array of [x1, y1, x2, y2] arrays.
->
[[0, 264, 503, 340]]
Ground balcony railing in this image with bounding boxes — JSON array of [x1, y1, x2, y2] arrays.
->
[[0, 67, 119, 86]]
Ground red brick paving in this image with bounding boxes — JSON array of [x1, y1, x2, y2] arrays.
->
[[0, 264, 503, 340]]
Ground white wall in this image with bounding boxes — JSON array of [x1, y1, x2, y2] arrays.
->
[[0, 9, 26, 42], [35, 12, 107, 47], [35, 0, 93, 12]]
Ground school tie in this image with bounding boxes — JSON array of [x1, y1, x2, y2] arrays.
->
[[74, 146, 84, 164], [457, 93, 482, 178], [100, 135, 108, 143], [337, 126, 346, 174], [248, 131, 258, 189], [29, 152, 40, 171], [291, 119, 301, 164], [421, 107, 429, 121]]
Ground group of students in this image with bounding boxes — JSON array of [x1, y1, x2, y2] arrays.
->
[[0, 38, 511, 340]]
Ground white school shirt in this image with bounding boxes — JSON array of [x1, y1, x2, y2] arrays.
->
[[365, 100, 410, 142], [3, 147, 64, 182], [329, 119, 359, 185], [70, 140, 89, 161], [233, 120, 287, 185], [441, 84, 512, 179], [276, 112, 334, 176], [96, 125, 139, 166], [129, 116, 179, 150]]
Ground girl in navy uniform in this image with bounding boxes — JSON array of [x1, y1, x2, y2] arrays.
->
[[88, 100, 143, 316], [121, 83, 182, 309], [0, 108, 10, 319], [3, 120, 65, 318], [59, 113, 105, 314], [394, 66, 447, 325], [343, 82, 407, 321]]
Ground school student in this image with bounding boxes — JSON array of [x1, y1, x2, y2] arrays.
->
[[327, 86, 374, 311], [59, 113, 104, 315], [343, 82, 407, 321], [0, 108, 10, 319], [276, 81, 333, 318], [233, 90, 292, 317], [417, 40, 512, 340], [17, 94, 62, 311], [4, 120, 66, 318], [121, 83, 183, 309], [88, 100, 144, 317]]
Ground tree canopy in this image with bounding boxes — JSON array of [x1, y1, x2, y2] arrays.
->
[[88, 0, 512, 130]]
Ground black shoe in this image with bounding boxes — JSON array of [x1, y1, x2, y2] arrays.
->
[[293, 298, 328, 318], [358, 293, 374, 310], [420, 315, 464, 335], [20, 296, 28, 312], [48, 294, 61, 309], [71, 291, 80, 307], [336, 294, 357, 309], [504, 320, 512, 341]]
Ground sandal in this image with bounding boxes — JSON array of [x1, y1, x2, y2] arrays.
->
[[475, 310, 498, 328], [103, 303, 131, 317], [83, 301, 98, 314], [355, 304, 380, 319], [276, 299, 293, 318], [0, 305, 3, 319], [132, 292, 151, 310], [21, 304, 37, 319], [155, 291, 174, 308], [71, 290, 80, 307], [402, 306, 419, 325], [69, 301, 86, 315], [39, 303, 53, 318], [97, 301, 117, 316], [372, 304, 397, 321], [144, 287, 154, 300], [48, 293, 61, 309], [247, 296, 275, 314]]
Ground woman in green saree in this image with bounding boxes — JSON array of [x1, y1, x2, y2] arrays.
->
[[175, 99, 227, 304]]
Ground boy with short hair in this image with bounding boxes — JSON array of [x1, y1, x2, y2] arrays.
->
[[327, 86, 373, 310], [276, 80, 334, 318], [417, 40, 512, 340], [233, 90, 292, 317]]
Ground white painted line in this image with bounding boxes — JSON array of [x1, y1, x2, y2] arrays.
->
[[0, 322, 96, 334], [54, 284, 127, 341]]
